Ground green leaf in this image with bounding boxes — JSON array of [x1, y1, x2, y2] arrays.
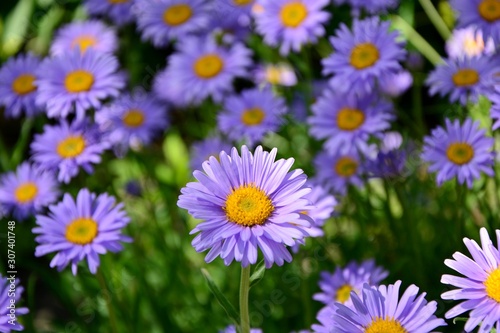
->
[[162, 132, 190, 187], [1, 0, 34, 57], [249, 260, 266, 289], [201, 268, 240, 325]]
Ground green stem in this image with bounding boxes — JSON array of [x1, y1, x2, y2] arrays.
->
[[418, 0, 451, 40], [391, 15, 443, 66], [239, 265, 251, 333], [97, 269, 119, 333]]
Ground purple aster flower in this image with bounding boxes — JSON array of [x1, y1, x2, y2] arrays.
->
[[83, 0, 135, 26], [451, 0, 500, 43], [0, 275, 29, 332], [255, 0, 330, 55], [0, 162, 59, 221], [309, 89, 393, 155], [0, 53, 43, 118], [326, 281, 446, 333], [422, 118, 494, 188], [219, 325, 262, 333], [135, 0, 211, 47], [313, 259, 388, 308], [207, 0, 254, 43], [156, 35, 252, 105], [33, 188, 132, 275], [322, 17, 406, 95], [426, 56, 499, 106], [217, 87, 287, 147], [367, 131, 409, 179], [378, 70, 413, 98], [446, 26, 496, 59], [177, 145, 314, 268], [95, 91, 169, 155], [36, 49, 125, 119], [337, 0, 399, 16], [190, 136, 232, 171], [50, 20, 118, 56], [30, 119, 109, 184], [442, 227, 500, 333], [311, 305, 335, 333], [314, 150, 367, 195], [253, 63, 298, 87]]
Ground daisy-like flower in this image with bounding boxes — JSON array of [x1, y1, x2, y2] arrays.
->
[[446, 26, 496, 59], [30, 120, 109, 184], [219, 325, 262, 333], [451, 0, 500, 43], [313, 259, 388, 307], [442, 227, 500, 333], [135, 0, 211, 47], [367, 131, 409, 179], [378, 70, 413, 98], [0, 275, 29, 332], [309, 89, 393, 155], [209, 0, 253, 43], [33, 188, 131, 275], [50, 20, 118, 56], [83, 0, 135, 26], [253, 63, 298, 87], [426, 56, 499, 106], [36, 49, 125, 119], [178, 145, 314, 268], [327, 281, 446, 333], [255, 0, 330, 55], [189, 136, 232, 171], [314, 150, 366, 195], [422, 118, 494, 188], [95, 92, 169, 154], [158, 35, 252, 105], [0, 53, 42, 118], [322, 17, 406, 95], [0, 162, 59, 220], [217, 88, 287, 146]]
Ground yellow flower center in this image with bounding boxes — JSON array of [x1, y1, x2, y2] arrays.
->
[[64, 70, 95, 93], [485, 267, 500, 302], [224, 185, 274, 227], [65, 218, 98, 245], [193, 54, 224, 79], [452, 68, 480, 87], [337, 108, 365, 131], [123, 109, 145, 127], [350, 43, 380, 70], [14, 182, 38, 204], [280, 2, 308, 28], [241, 107, 265, 126], [335, 157, 358, 177], [12, 74, 36, 95], [446, 142, 474, 165], [71, 35, 97, 53], [163, 4, 193, 26], [266, 67, 282, 85], [108, 0, 129, 3], [364, 317, 408, 333], [463, 35, 485, 56], [233, 0, 254, 5], [335, 284, 353, 303], [57, 135, 86, 159], [478, 0, 500, 22]]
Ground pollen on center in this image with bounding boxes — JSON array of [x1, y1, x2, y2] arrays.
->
[[224, 184, 274, 227]]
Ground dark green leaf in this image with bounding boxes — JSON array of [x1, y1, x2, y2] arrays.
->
[[249, 260, 266, 289], [201, 268, 240, 325]]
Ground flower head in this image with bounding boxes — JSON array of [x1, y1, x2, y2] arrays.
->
[[0, 53, 43, 118], [442, 227, 500, 333], [190, 136, 233, 171], [426, 56, 498, 106], [328, 281, 446, 332], [446, 26, 496, 59], [255, 0, 330, 55], [367, 131, 409, 179], [313, 259, 388, 307], [218, 87, 287, 147], [309, 89, 393, 155], [378, 70, 413, 98], [0, 275, 28, 332], [36, 49, 125, 119], [422, 118, 494, 188], [155, 35, 252, 105], [95, 92, 169, 154], [208, 0, 254, 43], [33, 188, 132, 275], [30, 120, 109, 184], [322, 17, 406, 95], [178, 145, 314, 268], [0, 162, 59, 220], [135, 0, 211, 47], [253, 62, 298, 87], [50, 20, 118, 56], [451, 0, 500, 43], [83, 0, 135, 26]]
